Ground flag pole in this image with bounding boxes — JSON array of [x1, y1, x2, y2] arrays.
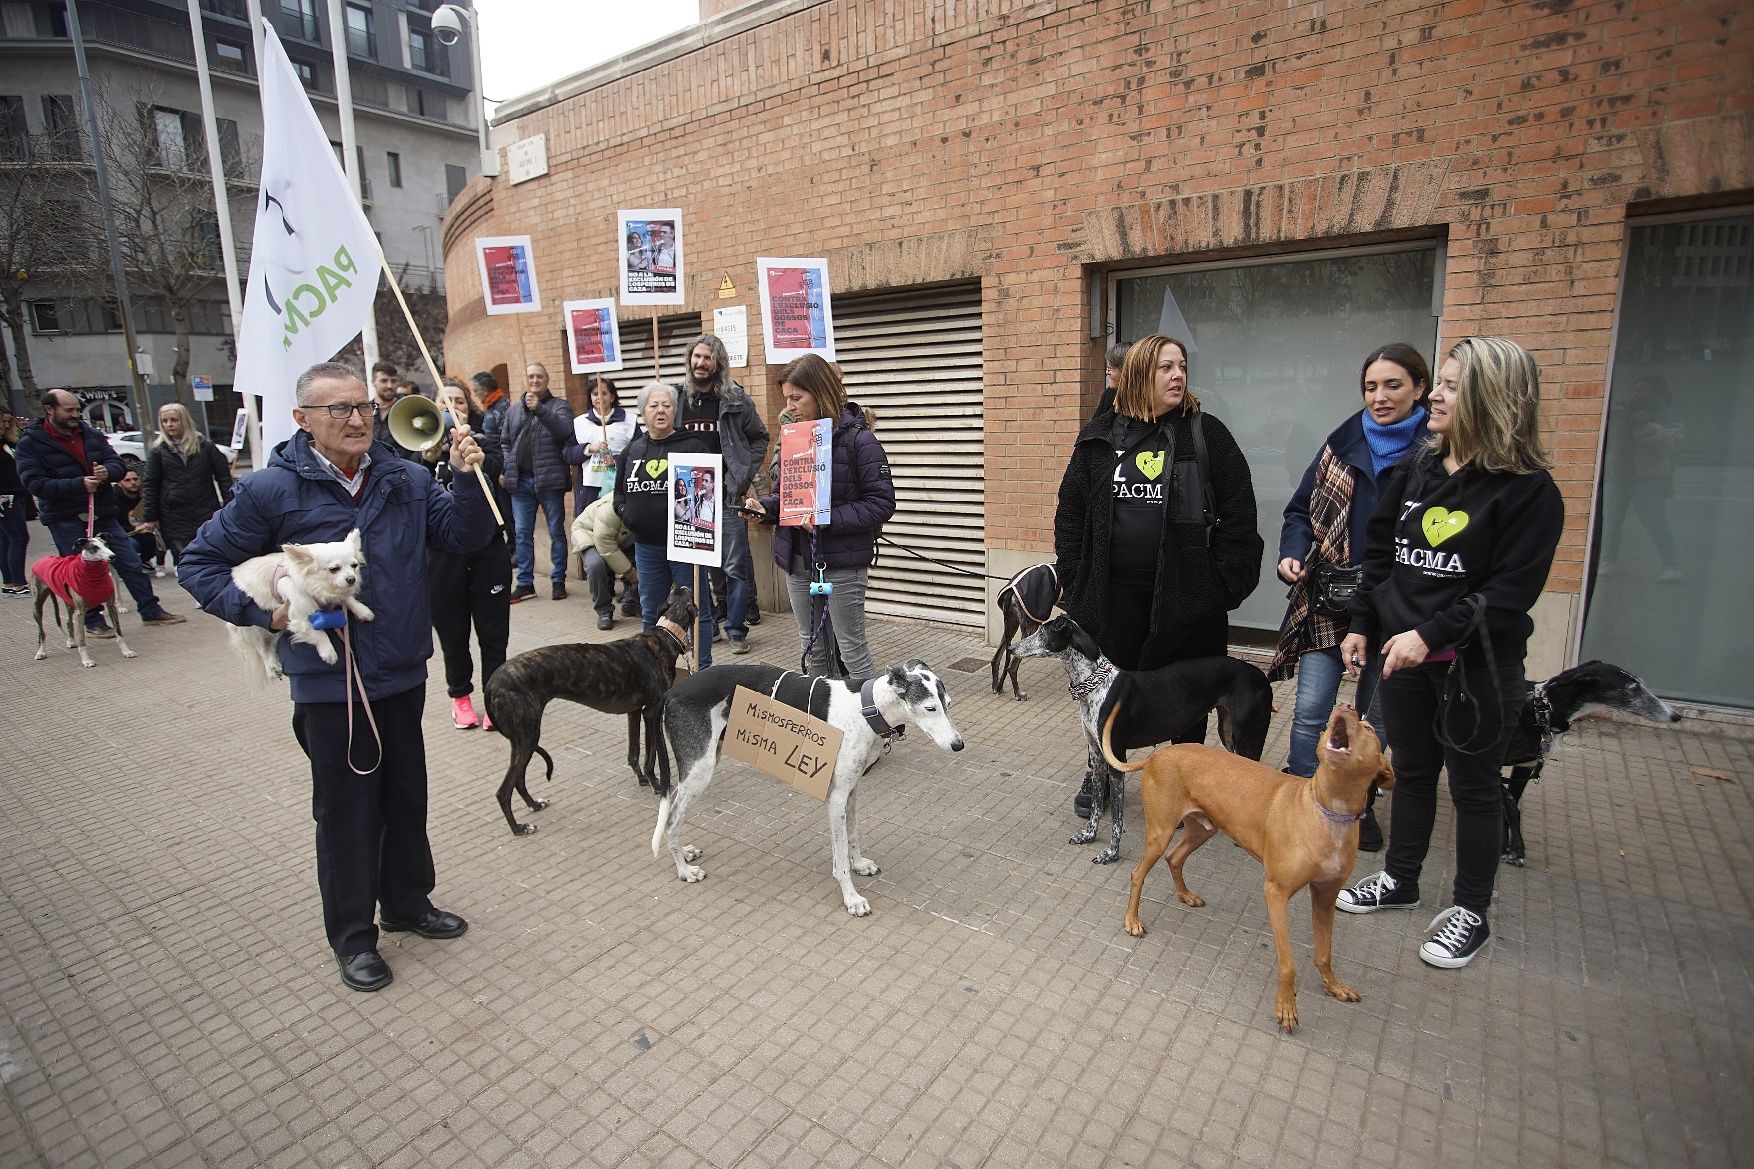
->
[[651, 310, 660, 380], [326, 0, 380, 371], [376, 248, 505, 527]]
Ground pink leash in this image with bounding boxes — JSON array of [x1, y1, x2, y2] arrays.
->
[[338, 620, 383, 776]]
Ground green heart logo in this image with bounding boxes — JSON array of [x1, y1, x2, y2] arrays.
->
[[1422, 507, 1469, 546], [644, 458, 668, 478], [1135, 450, 1165, 481]]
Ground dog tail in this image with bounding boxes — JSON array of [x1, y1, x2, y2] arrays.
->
[[533, 744, 554, 781], [651, 796, 672, 858], [1101, 702, 1149, 774]]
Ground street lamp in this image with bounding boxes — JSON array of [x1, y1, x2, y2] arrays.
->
[[432, 4, 499, 178]]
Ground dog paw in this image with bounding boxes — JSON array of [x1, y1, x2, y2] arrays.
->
[[526, 798, 549, 811], [682, 845, 702, 863], [1176, 891, 1205, 908], [852, 858, 880, 876], [845, 896, 872, 917], [80, 659, 97, 668], [121, 648, 139, 659], [1092, 848, 1120, 865], [1323, 980, 1360, 1004], [1123, 917, 1147, 938], [352, 603, 375, 622], [513, 823, 538, 836], [680, 865, 706, 883], [33, 650, 46, 661], [1016, 691, 1029, 701], [1276, 1000, 1299, 1032], [316, 643, 338, 665], [1069, 827, 1098, 845]]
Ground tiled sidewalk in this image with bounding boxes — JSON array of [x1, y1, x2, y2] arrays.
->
[[2, 577, 1750, 1168]]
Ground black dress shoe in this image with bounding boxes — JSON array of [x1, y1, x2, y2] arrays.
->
[[338, 949, 392, 992], [380, 908, 469, 939]]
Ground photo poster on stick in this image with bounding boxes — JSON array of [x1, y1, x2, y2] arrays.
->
[[475, 235, 542, 315], [564, 298, 623, 374], [667, 452, 723, 568], [618, 209, 685, 305], [777, 418, 833, 527], [757, 258, 835, 360]]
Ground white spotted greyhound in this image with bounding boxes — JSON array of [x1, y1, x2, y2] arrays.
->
[[651, 660, 966, 916]]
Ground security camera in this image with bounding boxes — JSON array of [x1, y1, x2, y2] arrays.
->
[[431, 4, 464, 47]]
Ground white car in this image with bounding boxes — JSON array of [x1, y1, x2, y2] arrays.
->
[[107, 431, 236, 463]]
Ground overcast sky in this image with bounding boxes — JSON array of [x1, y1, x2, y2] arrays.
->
[[473, 0, 700, 112]]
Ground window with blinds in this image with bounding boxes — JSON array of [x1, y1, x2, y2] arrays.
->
[[832, 284, 985, 626]]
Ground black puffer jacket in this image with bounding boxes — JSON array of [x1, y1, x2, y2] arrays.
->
[[756, 407, 895, 573], [500, 392, 575, 494], [143, 440, 233, 546], [1053, 407, 1262, 667]]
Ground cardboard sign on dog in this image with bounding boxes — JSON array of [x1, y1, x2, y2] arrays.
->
[[722, 685, 843, 800]]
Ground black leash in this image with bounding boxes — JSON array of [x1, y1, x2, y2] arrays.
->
[[1432, 593, 1510, 756], [875, 534, 1012, 581]]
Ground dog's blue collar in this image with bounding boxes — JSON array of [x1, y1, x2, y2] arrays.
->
[[859, 679, 898, 737]]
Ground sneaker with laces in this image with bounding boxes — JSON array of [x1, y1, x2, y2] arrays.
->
[[551, 582, 568, 601], [509, 584, 538, 604], [452, 695, 479, 730], [141, 610, 186, 626], [1419, 906, 1490, 968], [1336, 870, 1420, 914]]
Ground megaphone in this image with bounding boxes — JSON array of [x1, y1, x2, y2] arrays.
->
[[387, 394, 452, 453]]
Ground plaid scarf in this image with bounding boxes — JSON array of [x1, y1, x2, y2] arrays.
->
[[1267, 445, 1355, 680]]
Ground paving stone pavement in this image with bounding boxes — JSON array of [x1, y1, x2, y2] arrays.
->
[[2, 575, 1751, 1168]]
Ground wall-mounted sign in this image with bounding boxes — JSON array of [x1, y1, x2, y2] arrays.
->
[[506, 133, 548, 185], [474, 235, 542, 315], [618, 208, 684, 306]]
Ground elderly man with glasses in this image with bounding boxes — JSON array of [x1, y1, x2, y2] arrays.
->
[[179, 361, 496, 993]]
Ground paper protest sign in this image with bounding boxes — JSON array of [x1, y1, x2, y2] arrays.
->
[[757, 257, 835, 360], [667, 452, 722, 568], [777, 419, 832, 527], [721, 685, 843, 800], [564, 298, 623, 373], [619, 209, 684, 305], [476, 236, 541, 315]]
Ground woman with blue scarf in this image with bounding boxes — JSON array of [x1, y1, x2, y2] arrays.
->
[[1268, 342, 1431, 847]]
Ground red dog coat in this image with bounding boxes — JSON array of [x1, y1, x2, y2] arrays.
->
[[31, 551, 115, 607]]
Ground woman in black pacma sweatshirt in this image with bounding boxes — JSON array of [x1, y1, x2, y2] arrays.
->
[[1336, 337, 1564, 971]]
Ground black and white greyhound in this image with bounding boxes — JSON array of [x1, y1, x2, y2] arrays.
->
[[651, 660, 965, 916], [1014, 615, 1275, 865]]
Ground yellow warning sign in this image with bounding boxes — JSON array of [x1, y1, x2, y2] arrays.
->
[[717, 276, 736, 299]]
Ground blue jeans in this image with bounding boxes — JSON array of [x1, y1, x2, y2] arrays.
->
[[1286, 646, 1383, 778], [633, 541, 717, 669], [511, 475, 568, 587], [718, 512, 753, 640], [47, 516, 164, 627]]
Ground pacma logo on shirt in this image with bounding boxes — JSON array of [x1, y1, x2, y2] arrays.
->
[[1397, 499, 1467, 574]]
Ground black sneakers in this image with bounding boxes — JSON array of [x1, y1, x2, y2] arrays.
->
[[1419, 906, 1491, 968], [1336, 870, 1420, 913], [509, 584, 538, 604]]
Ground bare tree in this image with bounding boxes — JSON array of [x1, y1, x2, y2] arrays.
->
[[0, 132, 94, 414]]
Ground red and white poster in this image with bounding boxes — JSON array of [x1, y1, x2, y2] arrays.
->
[[474, 235, 542, 315], [618, 208, 684, 306], [563, 298, 623, 374], [757, 257, 835, 360], [777, 418, 833, 527]]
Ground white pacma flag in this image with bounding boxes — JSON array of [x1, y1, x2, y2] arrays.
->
[[236, 22, 382, 453]]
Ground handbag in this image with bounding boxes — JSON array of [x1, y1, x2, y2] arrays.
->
[[1309, 556, 1363, 619]]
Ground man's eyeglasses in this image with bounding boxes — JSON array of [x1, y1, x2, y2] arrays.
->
[[310, 402, 379, 420]]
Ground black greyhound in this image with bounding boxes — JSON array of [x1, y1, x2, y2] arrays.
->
[[1501, 659, 1679, 865], [1014, 614, 1275, 864], [484, 585, 698, 835]]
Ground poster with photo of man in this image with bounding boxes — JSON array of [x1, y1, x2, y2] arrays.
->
[[667, 452, 722, 568], [564, 298, 624, 374], [619, 209, 685, 305], [475, 235, 542, 315]]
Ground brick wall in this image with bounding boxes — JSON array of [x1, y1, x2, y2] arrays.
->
[[443, 0, 1753, 628]]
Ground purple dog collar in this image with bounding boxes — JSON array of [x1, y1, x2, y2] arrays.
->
[[1312, 791, 1368, 824]]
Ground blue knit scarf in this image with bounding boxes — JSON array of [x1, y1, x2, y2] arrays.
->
[[1362, 406, 1426, 476]]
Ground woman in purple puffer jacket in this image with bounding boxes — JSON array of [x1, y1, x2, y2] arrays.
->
[[745, 354, 895, 678]]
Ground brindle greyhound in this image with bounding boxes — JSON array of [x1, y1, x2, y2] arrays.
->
[[484, 585, 698, 835]]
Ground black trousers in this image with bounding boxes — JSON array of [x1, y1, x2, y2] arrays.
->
[[1381, 660, 1525, 914], [1102, 572, 1222, 743], [291, 685, 436, 956], [428, 535, 511, 699]]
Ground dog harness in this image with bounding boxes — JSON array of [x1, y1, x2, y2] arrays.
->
[[31, 550, 114, 607]]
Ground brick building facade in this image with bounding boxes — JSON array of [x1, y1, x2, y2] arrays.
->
[[441, 0, 1753, 703]]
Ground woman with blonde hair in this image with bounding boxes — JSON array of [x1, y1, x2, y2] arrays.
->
[[142, 401, 232, 564], [1053, 334, 1262, 816], [1337, 336, 1564, 969]]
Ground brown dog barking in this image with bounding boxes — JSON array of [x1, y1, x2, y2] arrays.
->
[[1103, 703, 1394, 1032]]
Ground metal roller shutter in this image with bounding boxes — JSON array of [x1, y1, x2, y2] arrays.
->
[[613, 313, 698, 389], [833, 284, 985, 627]]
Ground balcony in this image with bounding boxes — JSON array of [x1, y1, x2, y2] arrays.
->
[[345, 26, 376, 61]]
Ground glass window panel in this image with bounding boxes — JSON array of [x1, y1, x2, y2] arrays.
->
[[1114, 246, 1441, 633], [1583, 213, 1754, 708]]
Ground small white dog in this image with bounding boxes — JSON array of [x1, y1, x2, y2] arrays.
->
[[228, 528, 374, 682]]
